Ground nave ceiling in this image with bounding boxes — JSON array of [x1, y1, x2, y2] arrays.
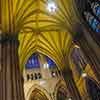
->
[[0, 0, 81, 70]]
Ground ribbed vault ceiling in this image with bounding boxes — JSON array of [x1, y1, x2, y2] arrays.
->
[[19, 31, 72, 71], [0, 0, 81, 70], [0, 0, 80, 33]]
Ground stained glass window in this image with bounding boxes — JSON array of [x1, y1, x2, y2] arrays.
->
[[25, 53, 40, 69], [91, 18, 99, 33], [46, 56, 56, 68]]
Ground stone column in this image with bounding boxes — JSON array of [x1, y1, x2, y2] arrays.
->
[[74, 26, 100, 82], [62, 68, 82, 100], [74, 0, 100, 82], [0, 36, 2, 100], [0, 34, 25, 100]]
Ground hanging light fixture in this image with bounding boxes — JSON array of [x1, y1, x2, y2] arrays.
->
[[47, 0, 57, 13]]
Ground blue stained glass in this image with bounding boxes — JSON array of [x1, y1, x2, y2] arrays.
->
[[89, 17, 93, 25], [95, 28, 99, 33], [96, 6, 100, 16], [46, 57, 56, 68], [25, 54, 40, 69], [90, 18, 99, 33], [91, 19, 98, 28]]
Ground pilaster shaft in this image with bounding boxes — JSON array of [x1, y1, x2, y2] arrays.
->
[[62, 68, 82, 100], [74, 29, 100, 82], [0, 34, 25, 100]]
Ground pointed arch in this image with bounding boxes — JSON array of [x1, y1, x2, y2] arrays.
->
[[26, 84, 52, 100], [54, 80, 70, 100]]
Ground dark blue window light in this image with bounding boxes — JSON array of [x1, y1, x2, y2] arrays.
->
[[84, 12, 100, 33], [46, 56, 56, 68], [91, 19, 99, 33], [89, 17, 99, 33], [25, 53, 40, 69], [91, 2, 100, 20], [96, 6, 100, 17]]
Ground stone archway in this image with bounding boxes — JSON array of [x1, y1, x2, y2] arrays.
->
[[29, 88, 49, 100], [54, 80, 70, 100], [26, 84, 52, 100], [57, 87, 68, 100]]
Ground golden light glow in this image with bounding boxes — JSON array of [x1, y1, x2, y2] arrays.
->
[[0, 0, 81, 70], [19, 31, 72, 71], [0, 0, 80, 34]]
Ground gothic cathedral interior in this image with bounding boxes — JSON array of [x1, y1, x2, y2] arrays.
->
[[0, 0, 100, 100]]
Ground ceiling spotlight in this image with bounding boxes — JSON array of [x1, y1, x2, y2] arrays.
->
[[47, 1, 57, 12]]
